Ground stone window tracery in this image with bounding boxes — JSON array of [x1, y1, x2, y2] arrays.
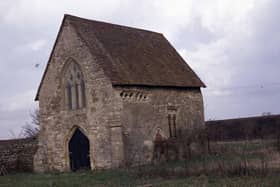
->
[[63, 61, 86, 110]]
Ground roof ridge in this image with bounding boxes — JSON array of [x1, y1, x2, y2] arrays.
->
[[35, 14, 206, 101], [64, 14, 163, 36], [65, 14, 205, 88], [69, 17, 123, 84]]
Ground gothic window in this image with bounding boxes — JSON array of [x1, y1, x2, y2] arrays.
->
[[63, 61, 86, 110], [167, 106, 177, 138]]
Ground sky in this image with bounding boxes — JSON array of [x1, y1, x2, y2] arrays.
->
[[0, 0, 279, 139]]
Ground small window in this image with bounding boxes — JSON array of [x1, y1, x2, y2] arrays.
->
[[167, 106, 177, 138]]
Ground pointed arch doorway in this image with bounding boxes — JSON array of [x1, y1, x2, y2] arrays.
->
[[69, 128, 91, 171]]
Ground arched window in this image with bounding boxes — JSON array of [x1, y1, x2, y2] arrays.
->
[[63, 60, 86, 110]]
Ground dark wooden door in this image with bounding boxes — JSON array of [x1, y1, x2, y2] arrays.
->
[[69, 128, 91, 171]]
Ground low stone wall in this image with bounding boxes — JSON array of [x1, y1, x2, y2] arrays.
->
[[0, 137, 38, 173], [206, 114, 280, 141]]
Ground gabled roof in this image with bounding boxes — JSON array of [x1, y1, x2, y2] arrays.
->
[[35, 14, 205, 100]]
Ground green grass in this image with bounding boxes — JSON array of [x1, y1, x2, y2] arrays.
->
[[1, 140, 279, 187], [0, 170, 137, 187], [2, 171, 280, 187]]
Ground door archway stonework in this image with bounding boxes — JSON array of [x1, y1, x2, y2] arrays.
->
[[66, 127, 91, 171]]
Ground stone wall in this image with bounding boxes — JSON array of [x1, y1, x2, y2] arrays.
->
[[115, 86, 205, 166], [34, 17, 205, 172], [0, 137, 38, 173], [34, 18, 123, 172]]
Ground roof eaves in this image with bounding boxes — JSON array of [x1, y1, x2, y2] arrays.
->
[[161, 34, 206, 88]]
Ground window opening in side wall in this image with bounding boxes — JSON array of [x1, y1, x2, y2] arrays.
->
[[167, 106, 177, 138]]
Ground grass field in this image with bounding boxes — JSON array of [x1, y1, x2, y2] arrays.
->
[[1, 170, 280, 187], [1, 140, 280, 187]]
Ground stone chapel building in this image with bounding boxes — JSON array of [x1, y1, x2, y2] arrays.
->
[[33, 14, 206, 172]]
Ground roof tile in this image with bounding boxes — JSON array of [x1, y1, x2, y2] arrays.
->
[[67, 15, 206, 88]]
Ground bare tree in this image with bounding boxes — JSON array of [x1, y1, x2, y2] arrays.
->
[[21, 109, 40, 138]]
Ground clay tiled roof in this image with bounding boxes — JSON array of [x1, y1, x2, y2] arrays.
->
[[69, 15, 205, 87], [35, 15, 205, 100]]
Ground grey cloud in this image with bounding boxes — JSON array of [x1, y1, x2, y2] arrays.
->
[[0, 0, 280, 138], [180, 0, 280, 120], [0, 107, 36, 139], [173, 17, 220, 51]]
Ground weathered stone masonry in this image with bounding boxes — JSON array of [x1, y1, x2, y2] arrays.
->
[[33, 14, 206, 172], [34, 18, 121, 171], [0, 138, 37, 173], [118, 87, 204, 165]]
